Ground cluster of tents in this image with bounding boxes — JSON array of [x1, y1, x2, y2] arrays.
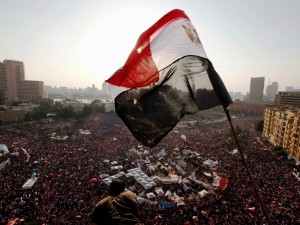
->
[[50, 133, 68, 140], [97, 144, 229, 206], [78, 129, 91, 135]]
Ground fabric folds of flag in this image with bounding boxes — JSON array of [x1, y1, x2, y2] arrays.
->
[[105, 9, 232, 147]]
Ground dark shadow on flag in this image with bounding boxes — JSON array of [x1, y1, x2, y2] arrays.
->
[[115, 56, 232, 147]]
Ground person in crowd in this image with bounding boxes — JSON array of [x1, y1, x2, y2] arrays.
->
[[1, 113, 299, 225], [89, 179, 143, 225]]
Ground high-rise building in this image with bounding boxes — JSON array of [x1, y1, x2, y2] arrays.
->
[[0, 60, 47, 103], [265, 82, 278, 99], [0, 60, 25, 102], [263, 106, 300, 162], [249, 77, 265, 103], [275, 92, 300, 107]]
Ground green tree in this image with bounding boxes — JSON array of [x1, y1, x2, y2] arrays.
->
[[90, 99, 101, 107], [235, 126, 244, 136], [81, 104, 93, 117], [24, 112, 31, 121], [76, 118, 86, 126], [91, 100, 105, 113], [94, 104, 105, 113], [228, 125, 246, 138], [27, 101, 59, 121], [254, 120, 264, 132], [274, 150, 287, 157], [219, 139, 227, 147], [11, 101, 19, 106], [0, 89, 5, 105], [273, 146, 283, 152], [58, 106, 74, 118], [31, 108, 46, 120]]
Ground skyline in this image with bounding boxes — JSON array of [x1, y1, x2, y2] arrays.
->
[[1, 0, 299, 95]]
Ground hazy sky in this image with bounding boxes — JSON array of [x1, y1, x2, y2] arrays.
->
[[0, 0, 299, 94]]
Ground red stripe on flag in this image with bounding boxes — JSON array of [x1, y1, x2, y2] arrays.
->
[[219, 177, 228, 190], [106, 9, 189, 89]]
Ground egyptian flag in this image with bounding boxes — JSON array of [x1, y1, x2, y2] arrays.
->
[[247, 207, 256, 212], [105, 9, 232, 147], [6, 218, 18, 225], [219, 177, 229, 190]]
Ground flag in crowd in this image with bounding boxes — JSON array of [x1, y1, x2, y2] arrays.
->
[[105, 9, 232, 147], [20, 147, 30, 162]]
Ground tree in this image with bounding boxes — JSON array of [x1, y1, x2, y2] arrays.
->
[[25, 101, 59, 121], [228, 125, 246, 138], [24, 112, 31, 122], [31, 108, 46, 120], [219, 139, 227, 147], [274, 150, 287, 157], [11, 101, 19, 106], [0, 89, 5, 105], [81, 104, 93, 117], [91, 99, 105, 113], [273, 146, 283, 152], [58, 106, 74, 118], [90, 99, 101, 106], [94, 104, 105, 113], [254, 120, 264, 132]]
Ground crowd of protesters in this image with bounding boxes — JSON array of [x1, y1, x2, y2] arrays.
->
[[0, 112, 299, 225]]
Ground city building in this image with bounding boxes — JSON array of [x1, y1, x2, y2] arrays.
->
[[44, 84, 109, 98], [265, 81, 278, 100], [0, 60, 24, 102], [58, 99, 85, 113], [285, 86, 294, 92], [229, 91, 243, 101], [17, 80, 47, 100], [263, 106, 300, 162], [0, 60, 47, 103], [249, 77, 265, 103], [87, 84, 98, 96], [104, 102, 115, 112], [284, 86, 300, 92], [275, 91, 300, 107], [229, 100, 266, 115], [0, 107, 25, 125]]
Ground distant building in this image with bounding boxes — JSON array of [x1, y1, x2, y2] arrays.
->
[[229, 92, 243, 101], [0, 60, 24, 102], [229, 100, 266, 115], [285, 86, 294, 92], [104, 102, 115, 112], [0, 60, 47, 103], [17, 80, 47, 100], [263, 106, 300, 162], [58, 99, 84, 113], [265, 82, 278, 100], [275, 92, 300, 107], [249, 77, 265, 103], [0, 107, 25, 125], [87, 84, 98, 96]]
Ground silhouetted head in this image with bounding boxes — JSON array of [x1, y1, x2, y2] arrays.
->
[[109, 179, 125, 196]]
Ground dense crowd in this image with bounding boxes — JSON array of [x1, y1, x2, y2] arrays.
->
[[0, 112, 299, 225]]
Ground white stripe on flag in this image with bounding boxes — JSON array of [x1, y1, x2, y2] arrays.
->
[[150, 19, 207, 71], [105, 82, 130, 100]]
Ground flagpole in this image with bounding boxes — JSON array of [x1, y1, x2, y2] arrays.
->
[[223, 108, 271, 224]]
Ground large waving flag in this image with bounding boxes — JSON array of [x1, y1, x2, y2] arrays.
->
[[105, 9, 232, 147]]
